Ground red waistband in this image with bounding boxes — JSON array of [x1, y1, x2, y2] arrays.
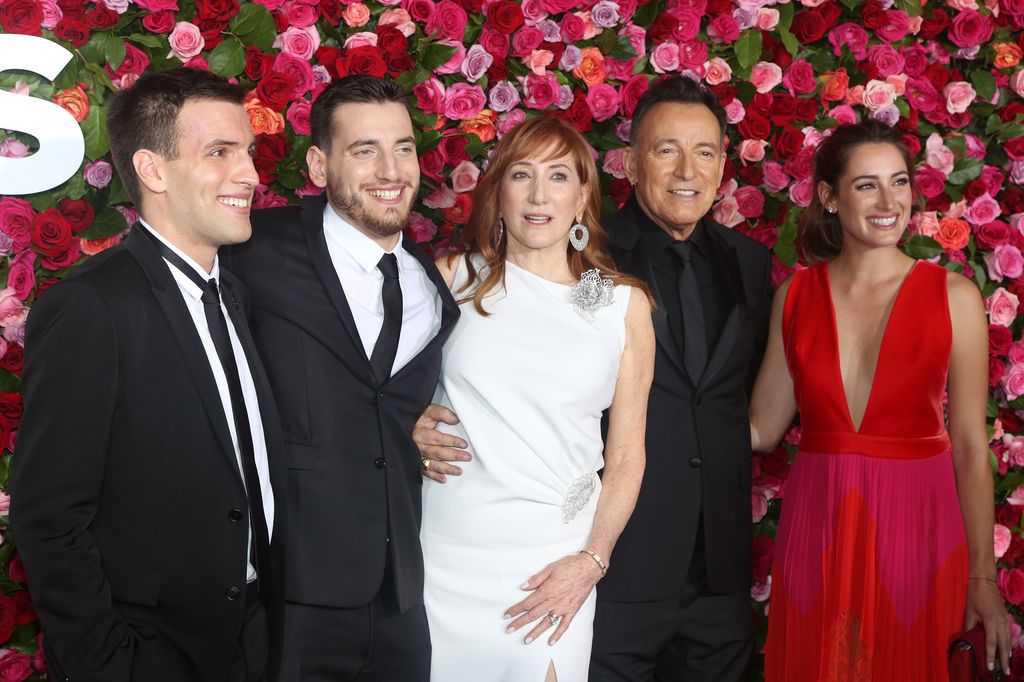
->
[[798, 430, 951, 460]]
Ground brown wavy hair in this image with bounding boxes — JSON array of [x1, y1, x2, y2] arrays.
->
[[454, 116, 649, 315], [796, 120, 920, 264]]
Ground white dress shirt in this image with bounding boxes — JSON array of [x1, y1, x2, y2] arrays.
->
[[322, 204, 442, 374], [141, 221, 275, 583]]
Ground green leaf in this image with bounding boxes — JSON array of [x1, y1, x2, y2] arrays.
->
[[52, 58, 80, 91], [631, 0, 661, 28], [104, 36, 126, 72], [777, 1, 795, 30], [839, 0, 859, 9], [414, 128, 442, 153], [277, 168, 306, 190], [228, 3, 276, 51], [778, 26, 800, 59], [0, 372, 19, 393], [64, 173, 86, 201], [609, 33, 638, 61], [998, 121, 1024, 142], [28, 194, 56, 212], [595, 28, 617, 55], [971, 70, 997, 102], [734, 29, 763, 70], [464, 133, 485, 160], [128, 33, 164, 49], [79, 33, 107, 65], [78, 206, 128, 240], [902, 235, 942, 260], [106, 176, 131, 207], [81, 107, 109, 161], [947, 157, 984, 185], [773, 208, 798, 267], [209, 39, 246, 78], [420, 43, 458, 72], [394, 66, 431, 91]]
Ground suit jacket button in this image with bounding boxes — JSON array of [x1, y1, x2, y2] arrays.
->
[[688, 457, 703, 468], [228, 508, 244, 522], [225, 586, 241, 601], [374, 457, 386, 469], [694, 395, 703, 406]]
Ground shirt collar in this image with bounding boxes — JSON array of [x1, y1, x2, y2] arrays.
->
[[323, 203, 404, 276], [139, 219, 220, 300]]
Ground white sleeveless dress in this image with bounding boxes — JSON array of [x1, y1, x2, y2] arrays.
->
[[421, 256, 631, 682]]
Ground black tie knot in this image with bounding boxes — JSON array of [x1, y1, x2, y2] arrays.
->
[[671, 240, 695, 264], [202, 279, 221, 306], [377, 253, 399, 281]]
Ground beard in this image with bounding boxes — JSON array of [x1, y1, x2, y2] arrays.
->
[[326, 169, 417, 239]]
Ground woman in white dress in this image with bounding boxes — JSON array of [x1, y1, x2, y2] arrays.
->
[[418, 117, 655, 682]]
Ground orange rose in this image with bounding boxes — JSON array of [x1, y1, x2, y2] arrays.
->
[[245, 98, 285, 135], [80, 235, 122, 256], [53, 85, 89, 122], [573, 47, 606, 88], [459, 109, 497, 142], [995, 43, 1023, 69], [935, 217, 970, 251], [820, 68, 849, 103], [343, 2, 370, 27]]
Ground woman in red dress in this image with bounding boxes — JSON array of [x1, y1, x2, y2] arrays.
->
[[750, 121, 1011, 680]]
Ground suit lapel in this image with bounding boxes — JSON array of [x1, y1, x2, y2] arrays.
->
[[299, 197, 373, 372], [698, 223, 746, 389], [124, 225, 240, 477]]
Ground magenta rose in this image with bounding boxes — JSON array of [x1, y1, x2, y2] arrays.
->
[[914, 166, 947, 199], [905, 78, 940, 114], [678, 39, 707, 70], [673, 9, 701, 41], [281, 0, 318, 27], [876, 9, 911, 42], [976, 221, 1012, 250], [286, 99, 312, 136], [6, 252, 35, 302], [967, 194, 1002, 226], [782, 60, 816, 95], [0, 649, 31, 682], [1000, 568, 1024, 605], [413, 77, 446, 116], [273, 52, 315, 96], [706, 14, 740, 43], [443, 83, 486, 120], [405, 0, 436, 24], [523, 73, 560, 110], [431, 40, 465, 75], [405, 212, 438, 243], [0, 198, 34, 253], [134, 0, 178, 10], [426, 0, 467, 41], [948, 8, 994, 47], [988, 244, 1024, 282], [479, 28, 509, 60], [762, 162, 789, 193], [866, 44, 905, 79], [734, 186, 765, 218], [828, 23, 869, 60], [900, 45, 929, 77], [511, 25, 545, 58], [586, 84, 620, 122]]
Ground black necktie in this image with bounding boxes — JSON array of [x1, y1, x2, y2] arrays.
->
[[670, 240, 707, 382], [370, 253, 403, 384], [144, 230, 271, 592]]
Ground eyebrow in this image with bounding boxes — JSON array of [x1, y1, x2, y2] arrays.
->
[[850, 171, 909, 182], [202, 139, 244, 150], [348, 136, 416, 149], [651, 138, 720, 150], [509, 161, 572, 170]]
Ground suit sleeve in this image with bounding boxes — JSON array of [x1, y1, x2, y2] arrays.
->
[[10, 281, 133, 681], [745, 248, 774, 398]]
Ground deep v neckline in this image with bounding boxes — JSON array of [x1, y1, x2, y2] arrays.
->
[[824, 261, 920, 434]]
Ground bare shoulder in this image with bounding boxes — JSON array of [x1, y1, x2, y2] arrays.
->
[[944, 268, 984, 315], [625, 285, 652, 318]]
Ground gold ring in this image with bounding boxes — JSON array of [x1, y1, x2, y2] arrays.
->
[[422, 458, 431, 470]]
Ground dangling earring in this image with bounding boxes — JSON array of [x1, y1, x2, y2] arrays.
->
[[497, 213, 505, 242], [569, 221, 589, 252]]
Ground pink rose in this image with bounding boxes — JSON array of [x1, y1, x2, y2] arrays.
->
[[750, 62, 783, 94], [521, 0, 548, 23], [0, 198, 34, 253], [7, 252, 35, 302], [914, 166, 947, 199], [281, 0, 318, 27], [0, 290, 27, 331], [511, 26, 545, 58], [995, 524, 1012, 559], [0, 141, 28, 159], [432, 40, 466, 75], [987, 287, 1021, 327], [788, 178, 813, 208], [703, 57, 731, 86], [755, 8, 779, 30], [273, 25, 319, 60], [0, 650, 32, 682], [586, 83, 620, 122], [828, 104, 858, 125], [602, 148, 627, 179], [252, 186, 288, 210], [828, 23, 869, 60], [522, 73, 560, 110], [272, 53, 315, 97], [867, 44, 905, 79], [406, 212, 438, 243], [944, 81, 976, 114], [426, 0, 468, 41], [496, 109, 526, 138], [650, 41, 680, 74], [986, 245, 1024, 282], [618, 23, 646, 59], [782, 60, 816, 95], [443, 83, 486, 120], [39, 0, 61, 28], [342, 31, 378, 49], [423, 185, 456, 210], [862, 80, 896, 111], [379, 8, 416, 36], [168, 22, 204, 61], [724, 99, 745, 124], [876, 9, 911, 42], [706, 14, 740, 43], [413, 77, 446, 116], [461, 44, 493, 82], [762, 161, 789, 193], [734, 186, 765, 219], [1010, 71, 1024, 99], [449, 160, 480, 193], [286, 100, 311, 136], [524, 49, 554, 76], [712, 195, 742, 227], [967, 194, 1002, 226], [925, 134, 955, 174], [948, 8, 994, 47], [738, 139, 767, 164], [342, 3, 371, 27]]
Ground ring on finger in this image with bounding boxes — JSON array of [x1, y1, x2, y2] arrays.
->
[[547, 612, 560, 627], [422, 458, 431, 470]]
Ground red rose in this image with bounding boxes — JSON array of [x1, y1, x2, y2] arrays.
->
[[860, 1, 886, 29], [141, 10, 175, 33], [735, 164, 763, 187], [1006, 137, 1024, 161], [0, 594, 16, 645], [924, 63, 953, 91], [255, 72, 297, 111], [244, 47, 274, 82], [486, 60, 509, 83], [646, 13, 678, 43], [342, 46, 387, 78], [479, 28, 510, 60], [747, 93, 772, 117], [1002, 407, 1024, 433], [375, 26, 408, 54], [737, 112, 770, 141], [794, 97, 818, 123], [106, 42, 149, 82], [1003, 188, 1024, 215], [918, 8, 949, 39], [990, 356, 1006, 387], [439, 133, 469, 165], [0, 650, 31, 681], [0, 0, 43, 35], [7, 556, 25, 585], [610, 178, 633, 209], [1000, 568, 1024, 605], [386, 51, 415, 77], [559, 90, 593, 133], [442, 192, 472, 225], [1001, 102, 1024, 124], [41, 239, 81, 271], [195, 0, 238, 22], [771, 127, 804, 158], [998, 504, 1024, 530], [458, 0, 483, 13], [419, 148, 446, 183], [319, 0, 343, 25], [54, 17, 90, 46], [196, 18, 227, 48], [783, 148, 814, 180], [707, 14, 740, 43], [620, 74, 649, 117], [9, 592, 34, 627], [426, 0, 468, 41], [253, 133, 290, 185], [58, 198, 94, 234], [751, 536, 774, 582], [991, 325, 1014, 357], [31, 209, 73, 258], [84, 4, 118, 28], [764, 34, 792, 70], [790, 9, 828, 43], [769, 95, 797, 126], [489, 0, 524, 33], [0, 343, 23, 377]]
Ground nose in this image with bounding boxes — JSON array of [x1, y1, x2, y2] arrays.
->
[[237, 152, 258, 188], [376, 150, 400, 181], [877, 184, 895, 210], [528, 177, 547, 204], [674, 153, 696, 180]]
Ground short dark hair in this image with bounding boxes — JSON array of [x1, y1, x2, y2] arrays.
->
[[629, 75, 728, 147], [310, 75, 408, 153], [107, 68, 246, 208], [796, 120, 918, 264]]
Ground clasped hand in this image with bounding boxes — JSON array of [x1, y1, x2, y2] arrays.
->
[[503, 553, 604, 646], [413, 403, 471, 483]]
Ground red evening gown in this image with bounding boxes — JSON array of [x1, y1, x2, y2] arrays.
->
[[764, 261, 968, 682]]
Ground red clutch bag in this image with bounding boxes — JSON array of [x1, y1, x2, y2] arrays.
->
[[949, 624, 1003, 682]]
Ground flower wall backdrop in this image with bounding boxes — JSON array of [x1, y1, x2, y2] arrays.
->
[[2, 0, 1024, 677]]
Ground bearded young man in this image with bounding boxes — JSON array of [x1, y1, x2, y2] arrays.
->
[[223, 75, 459, 682]]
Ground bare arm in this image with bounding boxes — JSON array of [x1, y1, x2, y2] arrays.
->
[[749, 276, 797, 451], [947, 273, 1011, 675], [505, 287, 655, 644]]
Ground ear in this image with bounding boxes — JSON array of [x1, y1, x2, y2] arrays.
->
[[133, 149, 167, 195], [306, 146, 329, 189], [817, 181, 835, 210], [623, 148, 638, 186]]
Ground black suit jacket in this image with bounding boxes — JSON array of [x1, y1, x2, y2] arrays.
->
[[10, 225, 287, 682], [598, 199, 771, 601], [224, 196, 459, 612]]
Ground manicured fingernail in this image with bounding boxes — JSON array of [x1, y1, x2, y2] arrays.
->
[[506, 625, 514, 633], [521, 582, 530, 589], [988, 661, 994, 671], [524, 636, 533, 644], [503, 613, 511, 619]]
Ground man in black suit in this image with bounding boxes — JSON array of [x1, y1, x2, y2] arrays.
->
[[11, 68, 284, 682], [589, 76, 772, 682], [224, 75, 458, 682]]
